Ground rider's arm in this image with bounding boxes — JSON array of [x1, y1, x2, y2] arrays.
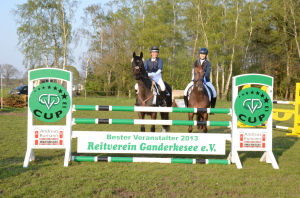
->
[[144, 59, 149, 71], [191, 62, 195, 80], [191, 68, 194, 80], [150, 69, 161, 78], [204, 61, 211, 79], [150, 58, 163, 77]]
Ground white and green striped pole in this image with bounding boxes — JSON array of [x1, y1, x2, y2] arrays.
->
[[72, 118, 231, 127], [72, 156, 230, 165], [73, 105, 231, 114]]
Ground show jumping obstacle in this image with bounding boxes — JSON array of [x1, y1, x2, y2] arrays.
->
[[238, 83, 300, 137], [23, 68, 280, 169], [272, 83, 300, 137]]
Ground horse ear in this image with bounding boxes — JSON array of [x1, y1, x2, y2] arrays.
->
[[133, 52, 136, 58], [194, 61, 198, 67], [140, 52, 143, 59]]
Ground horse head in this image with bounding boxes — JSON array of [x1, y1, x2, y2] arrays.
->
[[132, 52, 145, 80], [193, 61, 205, 91]]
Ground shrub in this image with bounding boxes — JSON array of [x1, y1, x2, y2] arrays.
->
[[3, 94, 27, 108]]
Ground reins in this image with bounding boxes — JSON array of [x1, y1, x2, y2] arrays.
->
[[137, 94, 154, 106], [134, 62, 155, 106]]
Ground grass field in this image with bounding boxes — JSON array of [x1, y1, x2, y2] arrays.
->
[[1, 97, 300, 197]]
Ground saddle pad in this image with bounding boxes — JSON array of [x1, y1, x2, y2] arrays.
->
[[187, 85, 211, 101]]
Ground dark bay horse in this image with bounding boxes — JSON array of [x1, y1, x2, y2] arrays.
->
[[132, 52, 172, 132], [187, 61, 210, 133]]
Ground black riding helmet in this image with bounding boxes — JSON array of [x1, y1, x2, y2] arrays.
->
[[198, 47, 208, 55], [150, 46, 159, 53]]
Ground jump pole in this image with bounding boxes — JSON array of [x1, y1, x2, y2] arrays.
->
[[73, 105, 231, 114], [72, 156, 230, 165], [72, 118, 231, 127]]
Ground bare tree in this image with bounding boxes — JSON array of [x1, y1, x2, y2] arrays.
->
[[0, 64, 19, 86]]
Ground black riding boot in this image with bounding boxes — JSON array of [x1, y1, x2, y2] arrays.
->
[[210, 97, 217, 115], [161, 91, 167, 107], [184, 96, 188, 108]]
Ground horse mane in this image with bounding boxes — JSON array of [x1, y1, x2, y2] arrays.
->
[[194, 59, 205, 68], [139, 63, 152, 90], [193, 60, 208, 96], [132, 53, 152, 90]]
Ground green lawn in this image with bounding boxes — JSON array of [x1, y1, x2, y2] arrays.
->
[[0, 97, 299, 197]]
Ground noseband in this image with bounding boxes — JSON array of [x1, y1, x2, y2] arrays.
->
[[132, 59, 150, 80], [193, 67, 205, 90]]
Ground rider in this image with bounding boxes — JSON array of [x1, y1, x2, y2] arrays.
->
[[144, 46, 167, 106], [183, 47, 217, 111]]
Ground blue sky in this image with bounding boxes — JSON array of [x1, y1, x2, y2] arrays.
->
[[0, 0, 109, 74]]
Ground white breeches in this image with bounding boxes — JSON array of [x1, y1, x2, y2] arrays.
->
[[135, 72, 165, 91], [184, 81, 194, 96], [184, 81, 217, 98]]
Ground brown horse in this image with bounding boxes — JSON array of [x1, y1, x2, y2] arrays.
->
[[132, 52, 172, 132], [187, 61, 210, 133]]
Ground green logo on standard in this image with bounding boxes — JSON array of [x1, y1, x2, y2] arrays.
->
[[234, 87, 272, 126], [29, 82, 71, 122]]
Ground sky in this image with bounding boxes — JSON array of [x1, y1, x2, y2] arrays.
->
[[0, 0, 110, 74]]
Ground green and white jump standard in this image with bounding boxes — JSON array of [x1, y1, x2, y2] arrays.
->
[[24, 68, 73, 168], [230, 74, 279, 169]]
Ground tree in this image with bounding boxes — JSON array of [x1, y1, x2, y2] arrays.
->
[[0, 64, 19, 86], [13, 0, 78, 70]]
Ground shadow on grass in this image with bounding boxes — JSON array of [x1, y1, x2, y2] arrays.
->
[[230, 135, 298, 167], [0, 153, 65, 180], [0, 157, 33, 180]]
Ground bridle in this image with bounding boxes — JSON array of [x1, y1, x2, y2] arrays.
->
[[132, 57, 150, 80], [132, 56, 155, 105], [193, 66, 205, 91]]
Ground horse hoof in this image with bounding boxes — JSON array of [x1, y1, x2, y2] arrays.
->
[[163, 126, 170, 132]]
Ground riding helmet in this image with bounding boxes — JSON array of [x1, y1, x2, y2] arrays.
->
[[150, 46, 159, 53], [198, 47, 208, 55]]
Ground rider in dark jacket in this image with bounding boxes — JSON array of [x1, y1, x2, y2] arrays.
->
[[183, 48, 217, 111]]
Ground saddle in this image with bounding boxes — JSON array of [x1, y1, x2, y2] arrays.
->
[[151, 81, 170, 105], [187, 84, 213, 101]]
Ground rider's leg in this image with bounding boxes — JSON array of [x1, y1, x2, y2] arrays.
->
[[134, 83, 138, 94], [184, 81, 193, 108], [206, 82, 217, 114], [157, 78, 167, 106]]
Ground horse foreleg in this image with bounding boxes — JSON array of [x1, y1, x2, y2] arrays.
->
[[197, 113, 203, 133], [150, 113, 157, 132], [160, 112, 170, 132], [203, 113, 208, 133], [188, 113, 194, 133], [139, 112, 145, 132]]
